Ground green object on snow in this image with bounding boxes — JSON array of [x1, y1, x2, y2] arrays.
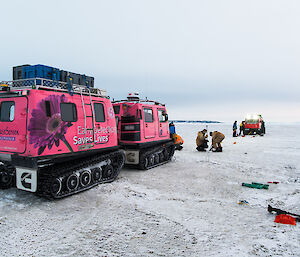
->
[[242, 182, 269, 189]]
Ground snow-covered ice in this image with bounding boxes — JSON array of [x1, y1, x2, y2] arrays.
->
[[0, 123, 299, 257]]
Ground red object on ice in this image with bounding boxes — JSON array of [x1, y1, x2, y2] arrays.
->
[[274, 214, 296, 225], [268, 181, 279, 184]]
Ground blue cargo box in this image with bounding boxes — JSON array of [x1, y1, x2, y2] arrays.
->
[[13, 64, 94, 87], [23, 64, 60, 81], [60, 70, 94, 87], [13, 64, 30, 80]]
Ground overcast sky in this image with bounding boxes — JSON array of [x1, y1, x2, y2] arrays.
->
[[1, 0, 299, 122]]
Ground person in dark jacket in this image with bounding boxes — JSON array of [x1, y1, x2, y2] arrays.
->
[[239, 121, 245, 136], [169, 122, 176, 136], [261, 120, 266, 134], [233, 121, 238, 137]]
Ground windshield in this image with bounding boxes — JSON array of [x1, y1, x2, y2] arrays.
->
[[246, 118, 259, 124], [245, 114, 261, 124]]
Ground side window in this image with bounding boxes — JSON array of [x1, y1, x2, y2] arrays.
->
[[158, 109, 167, 122], [113, 105, 120, 114], [60, 103, 77, 122], [94, 103, 105, 122], [143, 108, 153, 122], [0, 101, 15, 122]]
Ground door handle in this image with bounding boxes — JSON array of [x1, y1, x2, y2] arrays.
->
[[146, 124, 148, 128]]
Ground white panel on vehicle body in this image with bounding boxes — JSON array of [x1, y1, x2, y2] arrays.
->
[[16, 168, 37, 192], [125, 150, 139, 164]]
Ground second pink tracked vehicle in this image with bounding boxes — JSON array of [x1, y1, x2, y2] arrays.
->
[[113, 93, 175, 169]]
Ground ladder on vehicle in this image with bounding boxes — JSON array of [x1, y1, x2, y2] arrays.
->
[[79, 87, 96, 150]]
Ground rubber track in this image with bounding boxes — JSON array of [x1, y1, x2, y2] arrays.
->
[[138, 141, 175, 170], [36, 149, 125, 199]]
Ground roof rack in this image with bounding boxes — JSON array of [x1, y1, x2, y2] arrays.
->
[[0, 78, 107, 97], [112, 99, 165, 106]]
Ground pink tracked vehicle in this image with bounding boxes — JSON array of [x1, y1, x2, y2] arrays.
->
[[113, 93, 175, 169], [0, 77, 125, 199]]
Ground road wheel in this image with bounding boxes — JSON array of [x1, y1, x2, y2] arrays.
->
[[154, 154, 160, 164], [80, 170, 91, 187], [163, 149, 169, 160], [139, 155, 149, 170], [103, 165, 114, 179], [0, 172, 13, 189], [66, 174, 79, 191], [50, 178, 62, 196], [148, 155, 155, 167], [159, 152, 165, 162], [91, 167, 102, 182]]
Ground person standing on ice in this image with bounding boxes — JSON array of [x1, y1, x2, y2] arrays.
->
[[239, 121, 245, 136], [169, 121, 176, 136], [233, 121, 238, 137], [196, 129, 209, 151], [210, 131, 225, 152]]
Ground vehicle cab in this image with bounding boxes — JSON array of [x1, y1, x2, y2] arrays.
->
[[112, 93, 174, 169], [113, 93, 170, 145]]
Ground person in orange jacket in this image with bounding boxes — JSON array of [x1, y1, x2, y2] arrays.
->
[[172, 133, 184, 151]]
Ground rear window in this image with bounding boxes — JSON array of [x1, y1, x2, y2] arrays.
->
[[144, 108, 153, 122], [60, 103, 77, 122], [94, 103, 105, 122], [0, 101, 15, 122]]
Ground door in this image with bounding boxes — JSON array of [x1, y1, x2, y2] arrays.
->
[[0, 97, 28, 153], [93, 101, 109, 145], [157, 109, 169, 137], [143, 107, 155, 139]]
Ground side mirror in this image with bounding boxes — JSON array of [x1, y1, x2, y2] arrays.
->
[[165, 113, 168, 121]]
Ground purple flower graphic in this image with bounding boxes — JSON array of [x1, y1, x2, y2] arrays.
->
[[28, 94, 73, 155]]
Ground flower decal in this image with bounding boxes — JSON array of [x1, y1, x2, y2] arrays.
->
[[28, 94, 73, 155]]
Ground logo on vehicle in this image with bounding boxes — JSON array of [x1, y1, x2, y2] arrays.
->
[[21, 173, 33, 189], [108, 107, 114, 119], [16, 169, 37, 192]]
